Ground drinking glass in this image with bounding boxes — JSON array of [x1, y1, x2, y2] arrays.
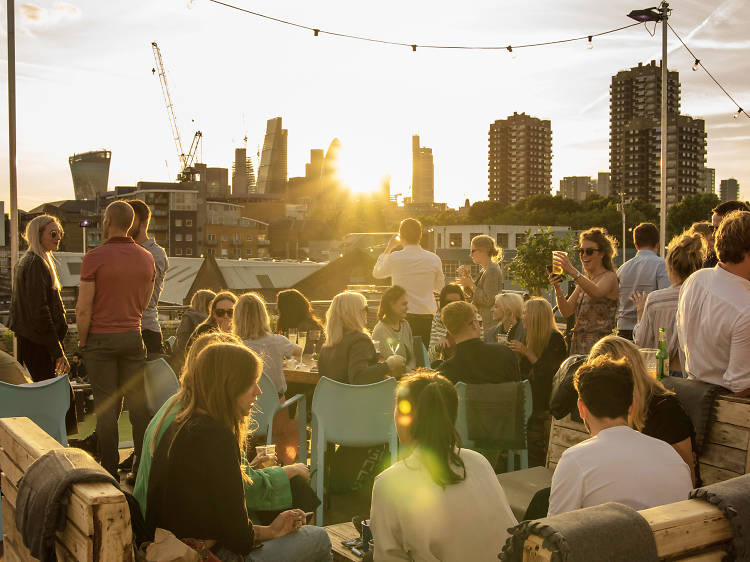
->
[[287, 328, 297, 343], [639, 349, 659, 379], [496, 332, 508, 344], [297, 332, 307, 365]]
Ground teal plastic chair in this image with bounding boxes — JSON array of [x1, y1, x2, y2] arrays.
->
[[0, 375, 70, 446], [251, 373, 307, 462], [144, 358, 180, 417], [455, 379, 533, 472], [310, 376, 398, 525], [413, 336, 431, 369]]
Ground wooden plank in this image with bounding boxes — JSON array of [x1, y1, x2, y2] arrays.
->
[[548, 425, 588, 449], [0, 448, 24, 488], [699, 463, 741, 486], [325, 522, 361, 561], [3, 471, 18, 508], [94, 500, 135, 561], [680, 550, 730, 562], [546, 443, 567, 466], [284, 369, 320, 386], [56, 517, 94, 562], [714, 400, 750, 428], [4, 542, 23, 562], [706, 421, 750, 450], [3, 496, 39, 562], [0, 417, 60, 471], [553, 416, 587, 432], [701, 443, 746, 474], [717, 395, 750, 406]]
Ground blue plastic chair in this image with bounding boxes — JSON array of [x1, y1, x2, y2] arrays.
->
[[0, 375, 70, 447], [144, 358, 180, 417], [310, 376, 398, 525], [455, 379, 533, 472], [251, 373, 307, 462]]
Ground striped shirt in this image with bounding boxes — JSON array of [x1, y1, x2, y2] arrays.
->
[[633, 285, 681, 367]]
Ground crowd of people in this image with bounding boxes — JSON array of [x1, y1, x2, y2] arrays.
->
[[3, 199, 749, 560]]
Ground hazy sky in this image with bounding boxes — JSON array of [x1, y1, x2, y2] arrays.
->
[[0, 0, 748, 211]]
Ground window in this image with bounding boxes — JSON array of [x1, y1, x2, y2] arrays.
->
[[186, 234, 192, 241], [207, 234, 216, 241], [246, 248, 253, 256], [175, 234, 183, 242], [469, 232, 482, 242], [246, 234, 253, 242], [174, 219, 183, 227], [206, 248, 215, 256], [437, 233, 442, 248], [175, 248, 183, 256], [233, 233, 240, 241], [449, 233, 462, 248], [186, 248, 193, 256], [186, 219, 193, 227], [221, 248, 228, 256], [497, 233, 509, 249], [221, 235, 228, 242], [515, 233, 527, 247]]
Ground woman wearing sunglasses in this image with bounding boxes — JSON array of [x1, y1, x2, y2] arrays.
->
[[8, 215, 69, 381], [550, 228, 619, 355], [187, 291, 237, 351]]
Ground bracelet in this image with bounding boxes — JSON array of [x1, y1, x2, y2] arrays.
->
[[573, 271, 583, 281]]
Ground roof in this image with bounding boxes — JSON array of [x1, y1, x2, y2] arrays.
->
[[214, 259, 325, 290], [27, 200, 97, 214]]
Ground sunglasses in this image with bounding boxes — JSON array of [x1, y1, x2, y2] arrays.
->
[[214, 308, 234, 318], [577, 248, 599, 257], [49, 231, 60, 239]]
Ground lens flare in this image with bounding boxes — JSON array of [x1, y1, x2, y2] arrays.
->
[[397, 414, 412, 426], [398, 399, 412, 415]]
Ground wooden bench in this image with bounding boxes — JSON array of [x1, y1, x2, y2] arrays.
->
[[0, 417, 133, 561]]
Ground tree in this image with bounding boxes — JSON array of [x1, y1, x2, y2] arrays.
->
[[508, 228, 576, 295], [667, 193, 720, 239]]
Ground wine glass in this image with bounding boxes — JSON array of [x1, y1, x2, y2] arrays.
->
[[297, 331, 307, 366], [388, 339, 401, 356], [310, 329, 321, 360], [287, 328, 297, 343]]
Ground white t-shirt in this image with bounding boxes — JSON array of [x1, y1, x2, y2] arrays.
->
[[676, 265, 750, 392], [548, 425, 692, 516], [371, 447, 517, 562], [372, 245, 445, 315], [243, 334, 296, 394]]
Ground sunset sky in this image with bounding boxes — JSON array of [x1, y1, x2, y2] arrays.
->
[[0, 0, 748, 210]]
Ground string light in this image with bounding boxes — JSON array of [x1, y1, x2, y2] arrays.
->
[[587, 36, 593, 49], [669, 23, 749, 120], [313, 28, 319, 37]]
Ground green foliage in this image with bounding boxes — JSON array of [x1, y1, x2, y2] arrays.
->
[[666, 193, 720, 239], [508, 228, 576, 295]]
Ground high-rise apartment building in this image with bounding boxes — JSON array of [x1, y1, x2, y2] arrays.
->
[[232, 148, 256, 195], [560, 176, 593, 201], [488, 112, 552, 204], [702, 167, 716, 195], [595, 172, 611, 197], [257, 117, 288, 195], [720, 178, 740, 202], [610, 61, 706, 207], [412, 135, 434, 204]]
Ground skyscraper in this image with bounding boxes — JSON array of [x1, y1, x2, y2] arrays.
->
[[256, 117, 288, 195], [701, 167, 716, 195], [609, 61, 706, 206], [595, 172, 611, 197], [232, 147, 256, 195], [720, 178, 740, 202], [411, 135, 434, 204], [488, 112, 552, 204], [69, 150, 111, 200]]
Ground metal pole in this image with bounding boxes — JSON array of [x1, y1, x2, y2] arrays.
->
[[659, 2, 669, 258], [620, 192, 627, 266], [82, 225, 87, 254], [8, 0, 18, 277]]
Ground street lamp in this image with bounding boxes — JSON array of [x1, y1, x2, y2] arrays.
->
[[628, 2, 669, 258]]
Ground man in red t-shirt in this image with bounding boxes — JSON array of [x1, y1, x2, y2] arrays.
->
[[76, 201, 155, 478]]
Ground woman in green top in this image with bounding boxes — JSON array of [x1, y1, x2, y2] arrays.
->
[[133, 331, 318, 523]]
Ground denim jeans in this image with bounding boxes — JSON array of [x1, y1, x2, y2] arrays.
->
[[216, 525, 332, 562]]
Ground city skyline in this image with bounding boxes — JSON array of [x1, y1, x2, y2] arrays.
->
[[1, 0, 749, 211]]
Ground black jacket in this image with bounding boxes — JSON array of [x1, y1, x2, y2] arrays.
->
[[318, 331, 390, 385], [8, 252, 67, 358], [438, 338, 521, 385]]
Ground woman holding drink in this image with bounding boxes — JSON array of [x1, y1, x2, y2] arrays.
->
[[456, 235, 504, 330], [550, 228, 619, 355]]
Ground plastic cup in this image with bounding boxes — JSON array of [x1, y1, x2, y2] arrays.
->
[[496, 333, 508, 344], [552, 251, 566, 275], [639, 349, 659, 379]]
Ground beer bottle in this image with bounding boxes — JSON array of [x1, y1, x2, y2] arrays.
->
[[656, 328, 668, 380]]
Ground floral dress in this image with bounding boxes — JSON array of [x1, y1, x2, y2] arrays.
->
[[570, 291, 618, 355]]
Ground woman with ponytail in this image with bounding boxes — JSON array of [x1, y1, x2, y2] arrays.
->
[[370, 370, 516, 561], [632, 231, 706, 375]]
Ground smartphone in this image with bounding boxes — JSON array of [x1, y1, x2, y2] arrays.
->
[[342, 538, 361, 547], [545, 264, 553, 275]]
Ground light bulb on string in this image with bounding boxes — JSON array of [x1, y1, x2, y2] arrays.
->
[[587, 36, 593, 50], [506, 45, 516, 59], [733, 108, 743, 119], [692, 59, 700, 71]]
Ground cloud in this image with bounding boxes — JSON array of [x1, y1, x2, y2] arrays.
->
[[54, 3, 80, 16], [20, 3, 43, 21], [19, 1, 81, 33]]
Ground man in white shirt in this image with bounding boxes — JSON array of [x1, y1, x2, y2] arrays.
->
[[617, 222, 669, 340], [372, 218, 444, 344], [677, 210, 750, 394], [548, 356, 692, 516]]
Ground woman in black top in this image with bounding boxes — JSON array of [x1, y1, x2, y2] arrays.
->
[[8, 215, 69, 381], [276, 289, 325, 354], [187, 291, 237, 351], [589, 336, 697, 484], [146, 342, 332, 560]]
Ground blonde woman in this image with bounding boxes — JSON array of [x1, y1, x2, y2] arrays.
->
[[8, 215, 69, 381], [485, 292, 525, 343], [589, 335, 696, 484], [233, 293, 301, 396], [457, 234, 504, 329], [318, 291, 405, 385], [632, 231, 706, 375]]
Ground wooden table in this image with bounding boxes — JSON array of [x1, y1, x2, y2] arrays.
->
[[325, 522, 363, 561], [283, 365, 321, 385]]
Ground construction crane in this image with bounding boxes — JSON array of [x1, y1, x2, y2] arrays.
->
[[151, 41, 201, 181]]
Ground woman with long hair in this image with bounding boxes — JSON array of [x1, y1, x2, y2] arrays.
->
[[456, 234, 504, 329], [276, 289, 324, 354], [145, 341, 332, 561], [552, 228, 619, 355], [8, 215, 69, 381], [370, 370, 517, 561], [428, 284, 465, 363], [632, 231, 706, 375], [372, 285, 416, 372], [484, 292, 525, 343], [135, 332, 319, 527], [187, 291, 237, 349], [234, 293, 301, 396], [589, 336, 696, 484], [318, 291, 405, 385]]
